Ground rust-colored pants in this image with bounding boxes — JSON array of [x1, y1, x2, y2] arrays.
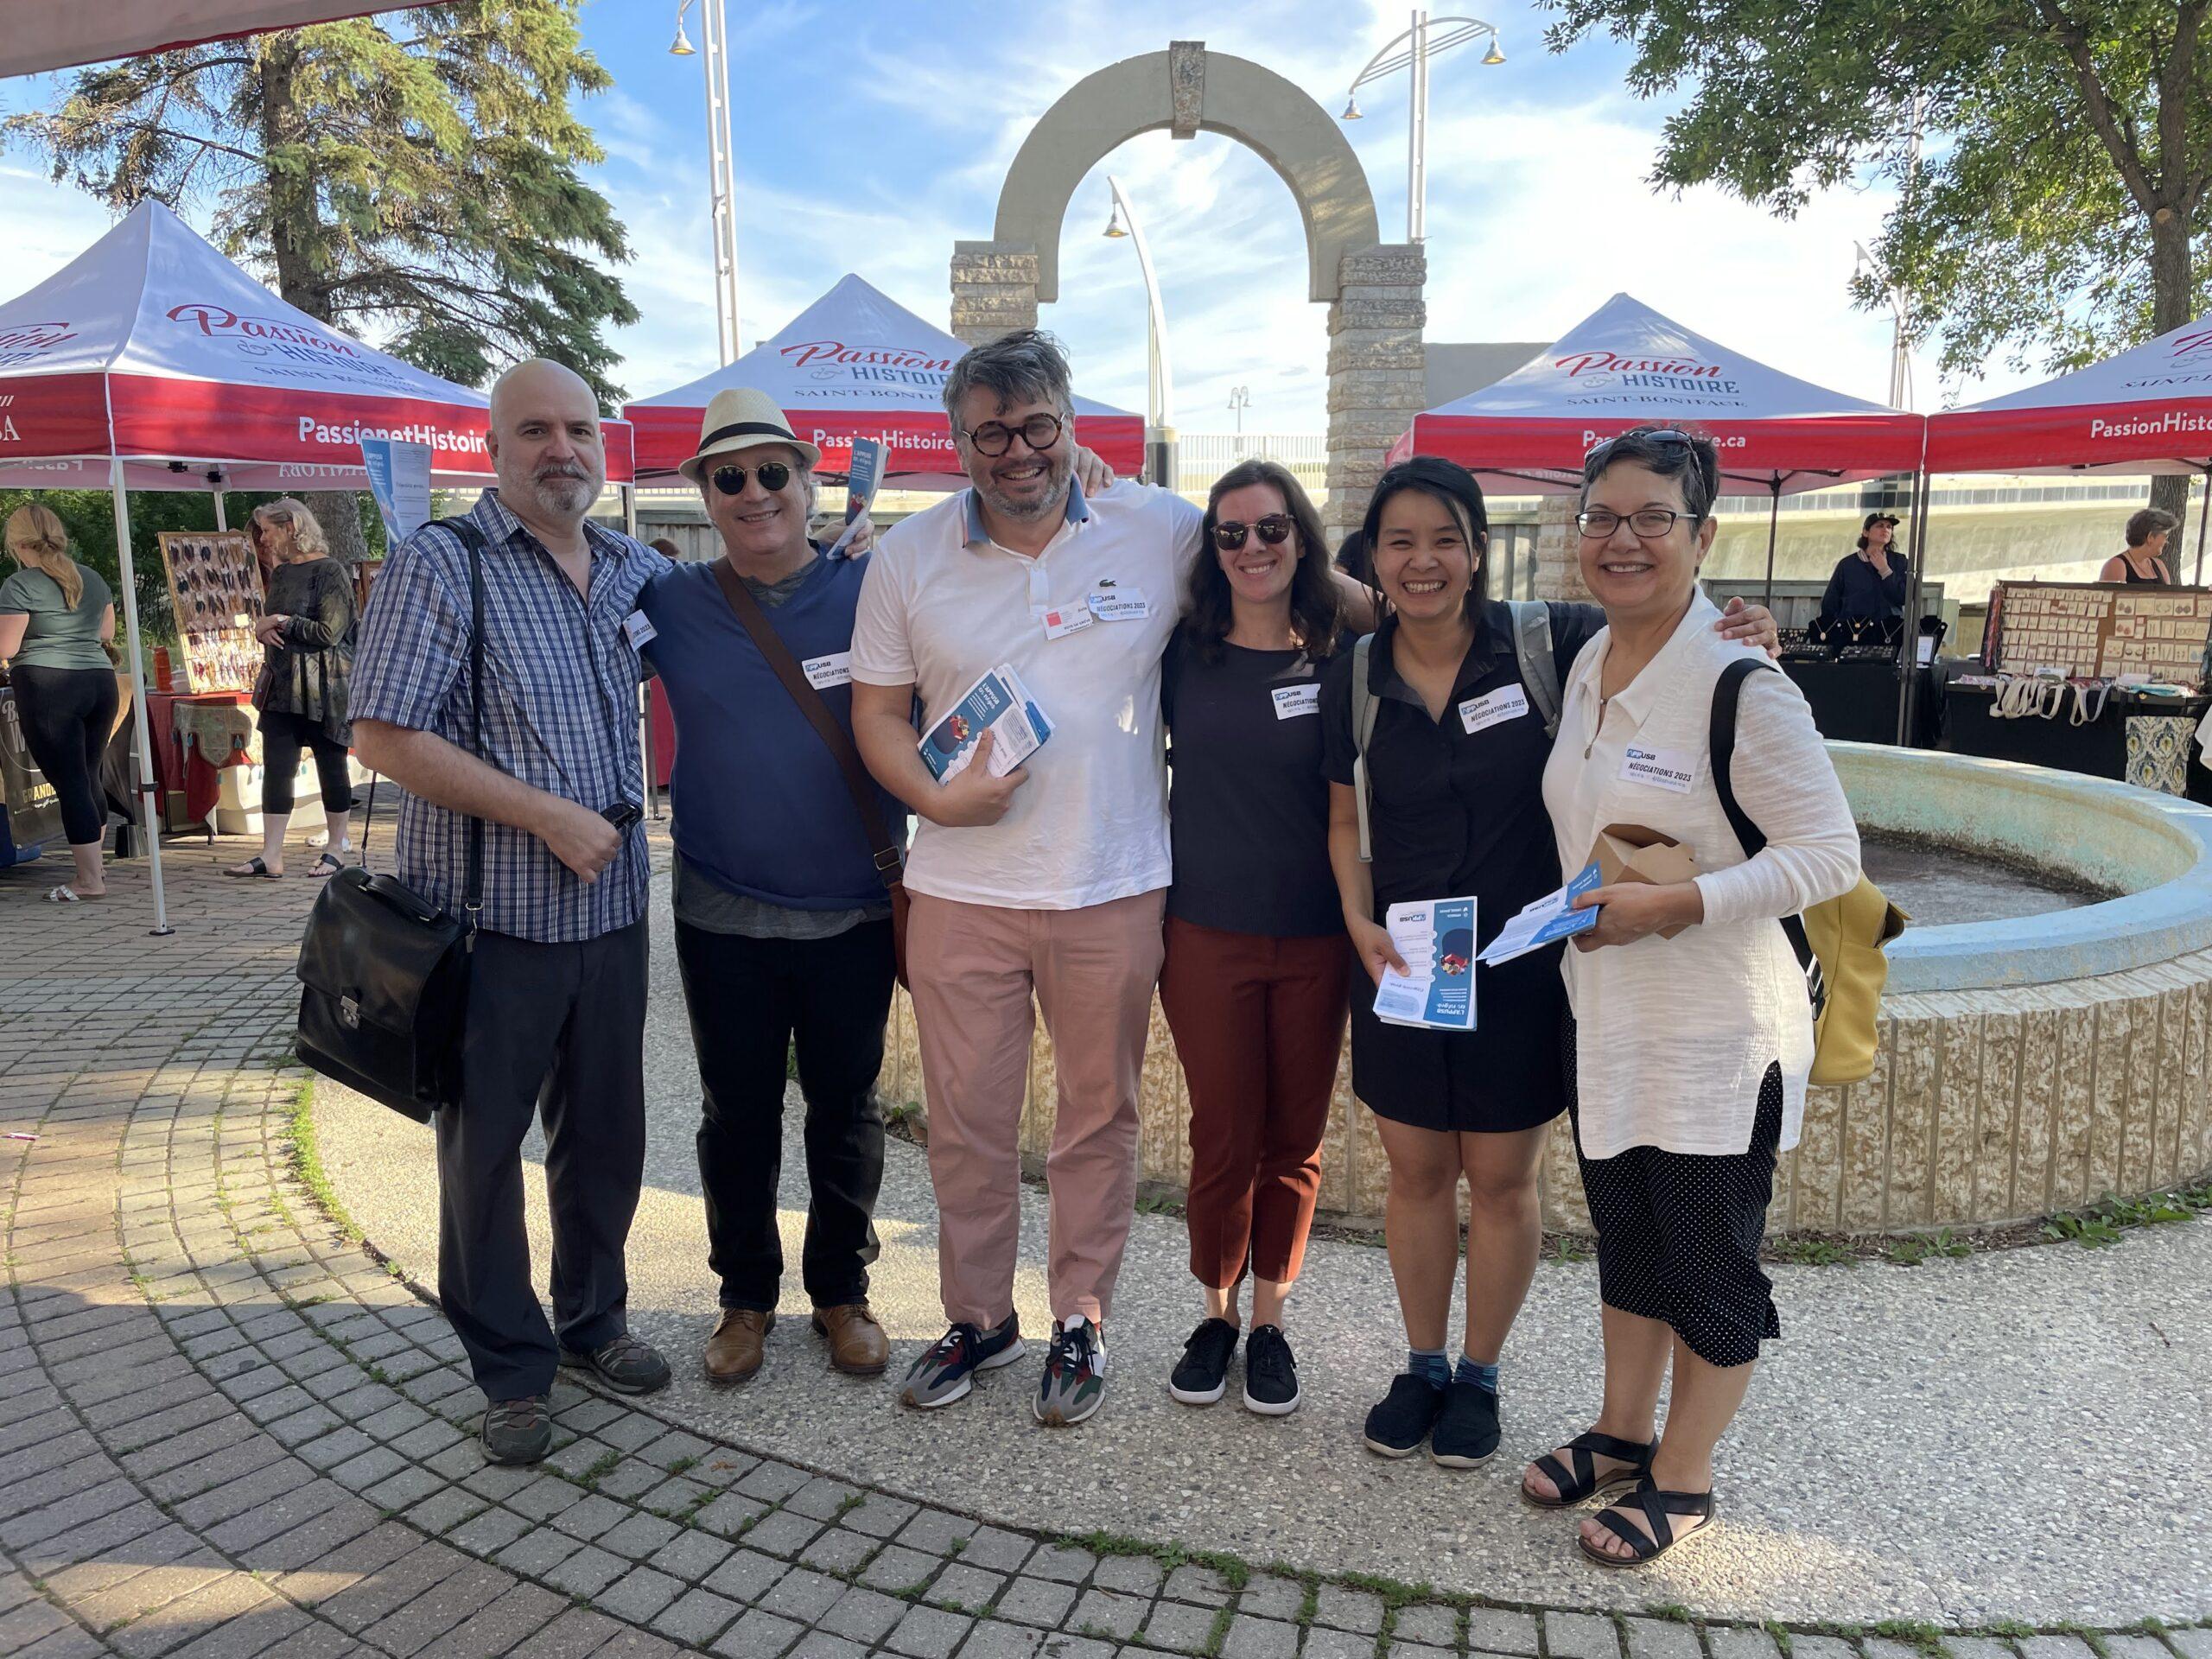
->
[[906, 889, 1166, 1327], [1158, 917, 1352, 1288]]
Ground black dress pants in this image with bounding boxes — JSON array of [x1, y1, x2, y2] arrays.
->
[[436, 921, 648, 1402], [673, 917, 895, 1313]]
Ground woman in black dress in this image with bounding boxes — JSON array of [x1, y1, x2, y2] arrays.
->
[[226, 498, 355, 878], [1321, 456, 1778, 1472]]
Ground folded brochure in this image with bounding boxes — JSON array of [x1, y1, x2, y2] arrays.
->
[[1372, 896, 1478, 1032], [1477, 861, 1601, 966], [918, 664, 1053, 783]]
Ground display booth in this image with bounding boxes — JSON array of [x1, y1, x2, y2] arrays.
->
[[0, 200, 637, 928], [623, 273, 1144, 484]]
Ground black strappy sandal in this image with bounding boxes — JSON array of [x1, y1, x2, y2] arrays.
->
[[308, 853, 343, 877], [223, 856, 282, 879], [1578, 1478, 1719, 1567], [1522, 1431, 1654, 1509]]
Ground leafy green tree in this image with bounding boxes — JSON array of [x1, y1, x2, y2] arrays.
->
[[7, 3, 639, 555], [1542, 0, 2212, 514]]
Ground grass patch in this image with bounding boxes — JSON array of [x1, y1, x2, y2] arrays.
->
[[283, 1077, 360, 1243], [573, 1450, 620, 1491], [2042, 1183, 2212, 1248], [1883, 1229, 1973, 1267], [1770, 1236, 1856, 1267], [1872, 1620, 1948, 1656]]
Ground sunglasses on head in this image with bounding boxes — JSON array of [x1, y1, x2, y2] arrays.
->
[[1213, 514, 1295, 551], [710, 460, 792, 496]]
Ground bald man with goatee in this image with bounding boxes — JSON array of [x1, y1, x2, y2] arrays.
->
[[353, 358, 673, 1465]]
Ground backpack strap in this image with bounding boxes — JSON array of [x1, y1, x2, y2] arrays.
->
[[1507, 600, 1562, 738], [1351, 632, 1378, 862], [1709, 656, 1815, 981]]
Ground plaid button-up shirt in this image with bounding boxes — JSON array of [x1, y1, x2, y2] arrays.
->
[[351, 489, 660, 943]]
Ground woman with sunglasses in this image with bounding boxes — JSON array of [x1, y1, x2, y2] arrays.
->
[[1319, 454, 1778, 1473], [1157, 459, 1357, 1416]]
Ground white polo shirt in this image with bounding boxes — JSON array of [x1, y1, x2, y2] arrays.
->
[[851, 477, 1205, 909]]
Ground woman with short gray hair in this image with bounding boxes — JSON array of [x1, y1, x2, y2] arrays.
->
[[2101, 507, 2177, 584]]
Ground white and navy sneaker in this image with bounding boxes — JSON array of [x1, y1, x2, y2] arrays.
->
[[1034, 1316, 1107, 1427], [898, 1313, 1024, 1409]]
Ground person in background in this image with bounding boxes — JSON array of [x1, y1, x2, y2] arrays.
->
[[0, 504, 118, 903], [2099, 508, 2177, 584], [1814, 512, 1909, 631], [636, 388, 900, 1387], [1158, 458, 1351, 1417], [1333, 527, 1373, 588], [649, 537, 684, 562], [1531, 426, 1859, 1566], [1320, 456, 1781, 1473], [226, 498, 355, 879], [352, 358, 671, 1465]]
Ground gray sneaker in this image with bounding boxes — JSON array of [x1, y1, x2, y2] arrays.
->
[[899, 1313, 1025, 1409], [1033, 1317, 1106, 1427], [559, 1332, 671, 1395], [480, 1395, 551, 1465]]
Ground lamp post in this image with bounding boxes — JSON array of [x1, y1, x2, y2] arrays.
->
[[1102, 175, 1176, 490], [1342, 10, 1504, 244], [671, 0, 742, 363], [1228, 385, 1251, 448]]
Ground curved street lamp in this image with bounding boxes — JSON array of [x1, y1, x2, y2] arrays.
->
[[1102, 175, 1176, 490], [673, 0, 741, 363], [1344, 10, 1506, 244]]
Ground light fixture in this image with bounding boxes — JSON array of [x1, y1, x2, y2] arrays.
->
[[1340, 93, 1363, 120], [669, 1, 696, 55], [1103, 200, 1129, 238], [1483, 35, 1505, 65]]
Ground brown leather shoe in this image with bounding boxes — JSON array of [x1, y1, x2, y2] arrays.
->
[[811, 1303, 889, 1376], [704, 1308, 772, 1384]]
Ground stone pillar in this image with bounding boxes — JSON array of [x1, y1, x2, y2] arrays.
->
[[1531, 494, 1592, 602], [1324, 245, 1427, 540], [949, 241, 1040, 347]]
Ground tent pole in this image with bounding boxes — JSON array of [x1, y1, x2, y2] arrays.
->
[[211, 481, 226, 533], [110, 458, 174, 936], [1760, 476, 1780, 609], [622, 483, 661, 822], [2196, 466, 2209, 586], [1895, 467, 1934, 747]]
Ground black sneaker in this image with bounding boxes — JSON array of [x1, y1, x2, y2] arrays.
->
[[480, 1395, 551, 1465], [1241, 1325, 1300, 1416], [1168, 1319, 1239, 1406], [1430, 1378, 1501, 1468], [1362, 1373, 1446, 1458], [558, 1332, 671, 1395], [899, 1313, 1025, 1409]]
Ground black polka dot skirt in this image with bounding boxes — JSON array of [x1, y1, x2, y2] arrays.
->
[[1562, 1016, 1783, 1369]]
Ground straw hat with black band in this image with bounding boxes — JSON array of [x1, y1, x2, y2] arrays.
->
[[677, 387, 822, 485]]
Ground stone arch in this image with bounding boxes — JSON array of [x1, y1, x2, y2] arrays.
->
[[950, 41, 1428, 535]]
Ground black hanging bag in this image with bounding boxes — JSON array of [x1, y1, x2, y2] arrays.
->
[[294, 521, 489, 1122]]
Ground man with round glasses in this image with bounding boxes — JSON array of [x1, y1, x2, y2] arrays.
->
[[632, 386, 908, 1389], [850, 329, 1210, 1427]]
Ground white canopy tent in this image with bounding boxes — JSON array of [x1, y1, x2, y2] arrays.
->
[[0, 200, 636, 931], [2, 3, 435, 78]]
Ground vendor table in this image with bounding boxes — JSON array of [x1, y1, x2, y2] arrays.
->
[[1782, 657, 1943, 747], [1942, 682, 2212, 804]]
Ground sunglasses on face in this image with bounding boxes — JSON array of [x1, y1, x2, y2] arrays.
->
[[711, 461, 792, 496], [1213, 515, 1295, 551], [960, 414, 1064, 457]]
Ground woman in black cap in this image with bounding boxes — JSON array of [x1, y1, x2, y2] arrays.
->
[[1815, 512, 1910, 631]]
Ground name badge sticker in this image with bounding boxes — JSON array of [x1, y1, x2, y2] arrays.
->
[[621, 609, 658, 649], [801, 652, 853, 690], [1042, 606, 1096, 640], [1271, 683, 1321, 720], [1620, 746, 1697, 793], [1086, 587, 1150, 622], [1458, 684, 1529, 735]]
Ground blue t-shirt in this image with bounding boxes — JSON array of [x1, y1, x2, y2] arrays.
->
[[639, 551, 904, 912]]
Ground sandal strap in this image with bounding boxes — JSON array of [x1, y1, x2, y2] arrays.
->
[[1534, 1431, 1652, 1503], [1592, 1503, 1667, 1560], [1566, 1430, 1654, 1467], [1530, 1449, 1586, 1495], [1595, 1481, 1714, 1560]]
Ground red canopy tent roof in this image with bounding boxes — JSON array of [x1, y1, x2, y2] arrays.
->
[[625, 275, 1141, 486], [1926, 317, 2212, 475], [1392, 292, 1923, 493], [0, 200, 633, 493]]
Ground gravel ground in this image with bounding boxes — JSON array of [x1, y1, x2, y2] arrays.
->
[[313, 874, 2212, 1626]]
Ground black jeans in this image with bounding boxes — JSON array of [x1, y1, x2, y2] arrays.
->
[[673, 917, 895, 1312], [12, 664, 117, 845], [257, 707, 352, 814], [436, 921, 648, 1401]]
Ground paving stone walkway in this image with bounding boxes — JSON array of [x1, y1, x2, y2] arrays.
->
[[3, 830, 2209, 1657]]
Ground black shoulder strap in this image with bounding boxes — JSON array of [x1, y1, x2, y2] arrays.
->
[[1709, 655, 1815, 974], [435, 518, 490, 928]]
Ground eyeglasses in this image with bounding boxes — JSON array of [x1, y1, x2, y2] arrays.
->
[[1576, 508, 1699, 539], [960, 413, 1064, 456], [710, 460, 792, 496], [1213, 515, 1295, 551]]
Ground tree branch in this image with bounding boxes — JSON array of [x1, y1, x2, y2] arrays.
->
[[2158, 0, 2212, 197], [2031, 0, 2158, 210]]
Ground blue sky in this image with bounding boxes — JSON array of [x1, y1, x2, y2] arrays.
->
[[0, 0, 2012, 430]]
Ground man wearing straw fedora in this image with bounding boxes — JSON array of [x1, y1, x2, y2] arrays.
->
[[632, 387, 906, 1384]]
